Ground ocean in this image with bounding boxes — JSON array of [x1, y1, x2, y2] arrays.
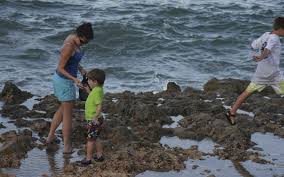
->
[[0, 0, 283, 95]]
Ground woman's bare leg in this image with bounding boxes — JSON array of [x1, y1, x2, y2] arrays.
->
[[47, 105, 63, 143], [62, 101, 74, 153]]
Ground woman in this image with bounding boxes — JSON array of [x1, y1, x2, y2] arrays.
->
[[46, 23, 94, 154]]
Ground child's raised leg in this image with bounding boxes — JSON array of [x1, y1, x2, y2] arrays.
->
[[228, 90, 253, 124], [231, 90, 253, 114]]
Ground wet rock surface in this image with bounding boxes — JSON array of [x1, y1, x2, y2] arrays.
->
[[0, 129, 34, 168], [0, 80, 284, 176]]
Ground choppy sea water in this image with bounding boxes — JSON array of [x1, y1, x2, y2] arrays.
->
[[0, 0, 284, 95]]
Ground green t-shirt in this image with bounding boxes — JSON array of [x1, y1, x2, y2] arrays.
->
[[85, 86, 104, 120]]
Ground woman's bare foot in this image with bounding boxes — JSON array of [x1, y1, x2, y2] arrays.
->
[[63, 145, 73, 154], [46, 134, 56, 144]]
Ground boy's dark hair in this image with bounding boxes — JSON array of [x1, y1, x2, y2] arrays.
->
[[76, 22, 94, 40], [87, 69, 105, 86], [273, 17, 284, 30]]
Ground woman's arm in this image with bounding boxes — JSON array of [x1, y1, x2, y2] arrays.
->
[[57, 44, 82, 87]]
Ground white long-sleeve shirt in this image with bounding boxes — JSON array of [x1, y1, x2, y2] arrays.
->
[[251, 32, 283, 84]]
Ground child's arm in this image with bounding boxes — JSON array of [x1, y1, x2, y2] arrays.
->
[[253, 35, 278, 62], [92, 104, 102, 125], [251, 32, 269, 50], [253, 48, 271, 62]]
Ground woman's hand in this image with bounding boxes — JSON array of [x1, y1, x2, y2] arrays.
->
[[74, 78, 84, 89]]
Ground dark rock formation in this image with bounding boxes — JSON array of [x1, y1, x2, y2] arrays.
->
[[0, 81, 32, 105]]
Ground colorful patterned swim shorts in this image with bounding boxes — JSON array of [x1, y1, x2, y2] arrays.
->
[[84, 118, 103, 140]]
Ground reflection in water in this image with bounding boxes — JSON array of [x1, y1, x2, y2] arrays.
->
[[160, 136, 217, 153], [1, 143, 82, 177], [46, 149, 71, 176], [137, 156, 241, 177], [232, 161, 254, 177]]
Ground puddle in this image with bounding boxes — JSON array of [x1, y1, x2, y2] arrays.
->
[[0, 115, 18, 134], [0, 101, 4, 110], [242, 132, 284, 176], [249, 132, 284, 165], [22, 117, 51, 122], [162, 115, 184, 128], [160, 136, 216, 154], [241, 160, 284, 177], [153, 91, 159, 94], [1, 144, 83, 177], [136, 156, 241, 177], [223, 105, 255, 117], [112, 98, 118, 103], [21, 96, 40, 110]]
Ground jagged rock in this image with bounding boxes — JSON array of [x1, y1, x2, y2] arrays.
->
[[0, 78, 283, 175], [33, 95, 60, 118], [0, 81, 32, 105], [166, 82, 181, 93], [0, 104, 29, 119]]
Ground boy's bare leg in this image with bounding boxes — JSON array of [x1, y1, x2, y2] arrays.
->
[[47, 105, 63, 143], [231, 90, 253, 115], [62, 101, 73, 153], [86, 140, 95, 160], [95, 139, 103, 157]]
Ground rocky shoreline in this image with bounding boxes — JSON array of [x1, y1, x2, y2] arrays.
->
[[0, 79, 284, 177]]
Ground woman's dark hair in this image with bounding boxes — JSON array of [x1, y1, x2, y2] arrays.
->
[[76, 22, 94, 40]]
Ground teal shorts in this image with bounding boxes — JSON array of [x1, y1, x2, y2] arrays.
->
[[53, 73, 76, 102]]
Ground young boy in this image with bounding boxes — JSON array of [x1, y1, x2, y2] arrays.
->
[[81, 69, 105, 165], [226, 17, 284, 125]]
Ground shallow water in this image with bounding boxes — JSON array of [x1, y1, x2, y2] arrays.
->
[[162, 115, 184, 128], [20, 96, 40, 110], [138, 132, 284, 177], [160, 136, 216, 154], [0, 145, 83, 177], [137, 156, 242, 177]]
